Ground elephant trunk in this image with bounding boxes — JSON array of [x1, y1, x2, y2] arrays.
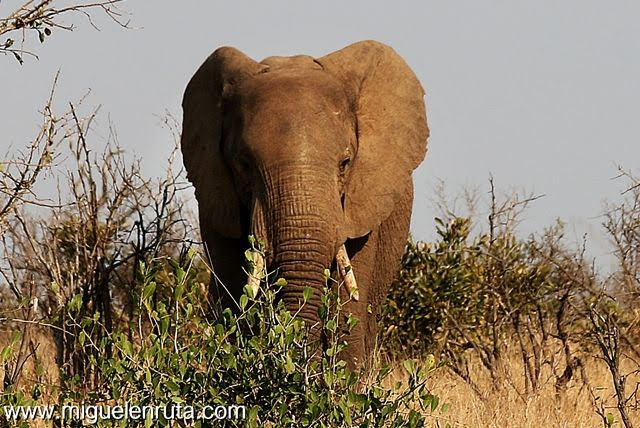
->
[[257, 164, 340, 332], [273, 213, 333, 327]]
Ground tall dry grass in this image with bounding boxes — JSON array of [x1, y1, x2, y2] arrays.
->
[[401, 351, 639, 427]]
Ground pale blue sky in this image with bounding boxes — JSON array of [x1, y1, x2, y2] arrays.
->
[[2, 1, 639, 268]]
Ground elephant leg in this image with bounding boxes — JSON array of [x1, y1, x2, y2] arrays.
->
[[204, 232, 247, 314], [335, 232, 377, 369]]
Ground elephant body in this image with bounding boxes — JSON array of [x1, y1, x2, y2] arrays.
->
[[181, 40, 429, 366]]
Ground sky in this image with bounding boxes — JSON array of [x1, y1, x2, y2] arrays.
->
[[2, 1, 639, 269]]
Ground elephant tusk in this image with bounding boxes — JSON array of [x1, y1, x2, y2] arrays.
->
[[336, 244, 359, 301], [247, 250, 265, 297]]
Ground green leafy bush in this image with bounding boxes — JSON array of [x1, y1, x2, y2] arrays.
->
[[380, 215, 600, 394], [2, 246, 448, 427], [381, 217, 481, 356]]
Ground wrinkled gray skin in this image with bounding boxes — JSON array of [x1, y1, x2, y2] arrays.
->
[[181, 40, 429, 367]]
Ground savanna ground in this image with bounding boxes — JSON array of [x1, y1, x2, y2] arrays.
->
[[1, 2, 639, 427]]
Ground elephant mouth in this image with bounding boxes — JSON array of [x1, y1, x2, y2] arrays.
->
[[247, 244, 359, 301]]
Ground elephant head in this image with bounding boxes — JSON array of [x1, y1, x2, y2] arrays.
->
[[181, 40, 428, 334]]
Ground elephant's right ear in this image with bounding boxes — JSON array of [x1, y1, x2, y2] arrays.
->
[[181, 47, 266, 239]]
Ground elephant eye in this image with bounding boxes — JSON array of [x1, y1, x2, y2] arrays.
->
[[339, 157, 351, 173]]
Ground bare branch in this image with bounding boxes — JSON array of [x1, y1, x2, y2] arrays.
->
[[0, 0, 131, 63]]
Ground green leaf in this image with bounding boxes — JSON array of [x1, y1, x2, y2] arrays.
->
[[377, 363, 392, 381], [223, 354, 236, 369], [160, 316, 170, 335], [403, 359, 415, 374], [606, 413, 615, 426], [239, 294, 248, 310], [429, 394, 439, 411], [68, 294, 83, 312], [244, 284, 255, 299], [249, 405, 260, 421], [143, 281, 156, 302], [285, 354, 295, 373], [346, 313, 359, 330], [175, 267, 185, 285], [187, 247, 197, 260], [174, 283, 184, 301], [0, 346, 13, 363], [424, 354, 436, 370], [303, 286, 313, 302], [318, 304, 328, 320], [166, 380, 180, 395]]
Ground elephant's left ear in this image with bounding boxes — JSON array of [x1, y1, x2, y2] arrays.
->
[[318, 41, 429, 238]]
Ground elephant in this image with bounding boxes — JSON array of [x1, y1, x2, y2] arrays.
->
[[180, 40, 429, 367]]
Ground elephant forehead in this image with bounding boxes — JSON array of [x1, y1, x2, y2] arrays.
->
[[236, 69, 349, 113], [231, 71, 354, 155]]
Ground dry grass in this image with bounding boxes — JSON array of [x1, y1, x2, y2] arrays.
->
[[386, 348, 640, 427], [0, 327, 60, 392]]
